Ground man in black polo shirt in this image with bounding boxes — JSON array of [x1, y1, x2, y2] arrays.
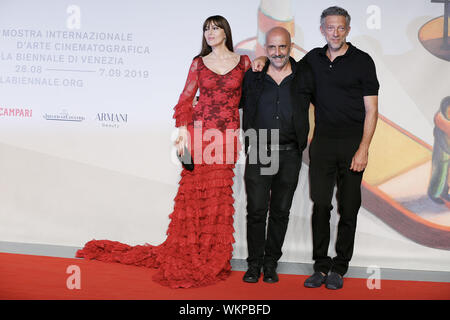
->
[[304, 7, 379, 290], [240, 27, 314, 284], [252, 6, 379, 290]]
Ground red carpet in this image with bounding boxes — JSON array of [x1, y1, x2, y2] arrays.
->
[[1, 252, 449, 300]]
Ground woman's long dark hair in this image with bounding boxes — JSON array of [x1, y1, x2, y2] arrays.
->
[[196, 15, 234, 58]]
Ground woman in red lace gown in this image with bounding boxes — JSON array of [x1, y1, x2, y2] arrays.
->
[[76, 15, 251, 288]]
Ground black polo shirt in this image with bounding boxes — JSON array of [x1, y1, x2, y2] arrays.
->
[[254, 60, 297, 145], [303, 42, 379, 137]]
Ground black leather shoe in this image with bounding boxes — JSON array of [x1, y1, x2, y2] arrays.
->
[[263, 266, 279, 283], [243, 266, 261, 283], [325, 272, 343, 290], [304, 271, 327, 288]]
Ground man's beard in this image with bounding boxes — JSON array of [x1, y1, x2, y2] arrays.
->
[[327, 38, 346, 51], [269, 55, 289, 67]]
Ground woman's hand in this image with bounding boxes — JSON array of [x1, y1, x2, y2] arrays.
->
[[175, 125, 188, 156]]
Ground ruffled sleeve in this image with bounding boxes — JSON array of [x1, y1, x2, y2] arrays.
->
[[242, 55, 251, 72], [173, 57, 200, 127]]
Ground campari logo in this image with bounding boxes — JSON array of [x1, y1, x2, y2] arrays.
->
[[96, 112, 128, 128], [0, 107, 33, 118]]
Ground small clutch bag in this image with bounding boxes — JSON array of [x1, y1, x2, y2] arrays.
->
[[177, 146, 194, 171]]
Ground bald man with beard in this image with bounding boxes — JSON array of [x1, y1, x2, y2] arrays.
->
[[239, 27, 314, 283]]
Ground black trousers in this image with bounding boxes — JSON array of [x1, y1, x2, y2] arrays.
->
[[244, 149, 302, 268], [309, 134, 364, 276]]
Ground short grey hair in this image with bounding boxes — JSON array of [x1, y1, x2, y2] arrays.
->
[[320, 6, 351, 27]]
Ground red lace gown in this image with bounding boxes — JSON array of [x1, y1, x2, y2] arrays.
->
[[76, 55, 251, 288]]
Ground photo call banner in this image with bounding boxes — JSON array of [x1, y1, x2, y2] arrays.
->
[[0, 0, 449, 272]]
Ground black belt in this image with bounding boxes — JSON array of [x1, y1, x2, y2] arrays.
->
[[254, 143, 298, 151], [269, 143, 298, 151]]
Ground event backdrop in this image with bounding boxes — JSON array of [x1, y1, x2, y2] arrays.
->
[[0, 0, 449, 272]]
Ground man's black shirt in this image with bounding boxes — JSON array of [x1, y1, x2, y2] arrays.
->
[[303, 42, 379, 136], [240, 56, 314, 153], [254, 61, 297, 145]]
